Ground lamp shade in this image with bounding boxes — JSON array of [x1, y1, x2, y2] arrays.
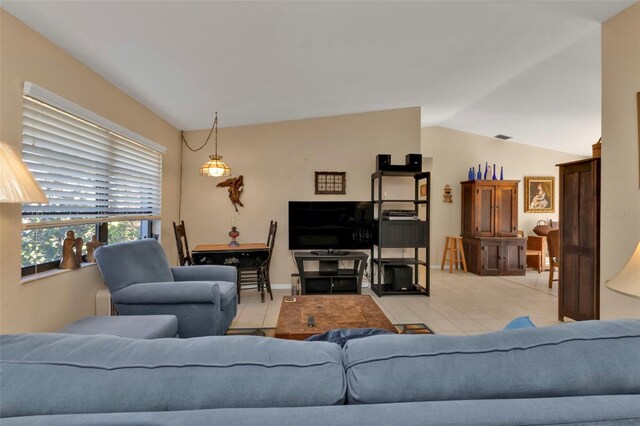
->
[[199, 154, 231, 177], [0, 142, 48, 203], [605, 242, 640, 299]]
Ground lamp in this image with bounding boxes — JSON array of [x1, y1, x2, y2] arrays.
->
[[605, 242, 640, 299], [181, 112, 231, 177], [0, 142, 48, 204]]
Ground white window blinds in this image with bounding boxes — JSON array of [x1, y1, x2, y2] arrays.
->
[[21, 84, 163, 229]]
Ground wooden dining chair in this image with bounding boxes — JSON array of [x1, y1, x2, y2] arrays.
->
[[547, 229, 560, 288], [238, 220, 277, 302], [519, 230, 545, 273], [173, 220, 193, 266]]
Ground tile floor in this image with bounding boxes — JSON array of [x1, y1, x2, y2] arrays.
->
[[230, 268, 563, 335]]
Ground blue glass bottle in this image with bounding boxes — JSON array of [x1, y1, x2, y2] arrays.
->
[[500, 166, 504, 180], [471, 166, 475, 180], [492, 163, 497, 180], [476, 165, 482, 180], [483, 162, 488, 180]]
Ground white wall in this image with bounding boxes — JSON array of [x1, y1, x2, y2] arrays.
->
[[600, 2, 640, 318], [421, 126, 585, 266], [180, 107, 421, 285]]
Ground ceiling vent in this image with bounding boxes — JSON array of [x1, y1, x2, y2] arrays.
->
[[494, 134, 512, 140]]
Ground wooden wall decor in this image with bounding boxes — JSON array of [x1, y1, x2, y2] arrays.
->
[[217, 175, 244, 212], [315, 171, 346, 194]]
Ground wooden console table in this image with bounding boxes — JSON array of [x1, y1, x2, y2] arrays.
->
[[294, 251, 368, 295]]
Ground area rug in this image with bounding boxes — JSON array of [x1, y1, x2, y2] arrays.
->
[[225, 323, 435, 337]]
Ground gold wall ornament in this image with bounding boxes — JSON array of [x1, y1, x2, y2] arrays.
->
[[217, 175, 244, 212], [443, 184, 452, 203], [59, 230, 83, 269]]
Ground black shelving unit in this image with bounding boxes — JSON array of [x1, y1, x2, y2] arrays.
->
[[370, 171, 430, 297]]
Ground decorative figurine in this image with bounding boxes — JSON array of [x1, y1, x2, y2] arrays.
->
[[492, 163, 497, 180], [443, 184, 453, 203], [59, 230, 83, 270], [216, 175, 244, 212], [85, 235, 104, 263], [228, 226, 240, 247]]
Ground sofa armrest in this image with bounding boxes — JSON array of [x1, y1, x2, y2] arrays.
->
[[171, 265, 237, 284], [112, 282, 220, 305]]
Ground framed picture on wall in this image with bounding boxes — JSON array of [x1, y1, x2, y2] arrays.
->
[[524, 176, 555, 213], [315, 171, 346, 194]]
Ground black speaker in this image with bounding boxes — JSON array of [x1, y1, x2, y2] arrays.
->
[[389, 265, 413, 291], [376, 154, 391, 171], [405, 154, 422, 171], [376, 154, 422, 172]]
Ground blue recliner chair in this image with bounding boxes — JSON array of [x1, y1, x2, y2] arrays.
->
[[94, 239, 237, 337]]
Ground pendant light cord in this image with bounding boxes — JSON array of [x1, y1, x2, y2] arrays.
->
[[180, 113, 218, 152]]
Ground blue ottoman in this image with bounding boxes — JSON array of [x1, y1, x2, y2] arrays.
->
[[58, 315, 178, 339]]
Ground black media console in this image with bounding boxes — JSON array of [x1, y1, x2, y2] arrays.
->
[[294, 251, 368, 295]]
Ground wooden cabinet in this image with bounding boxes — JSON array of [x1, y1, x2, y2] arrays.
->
[[461, 180, 519, 238], [461, 180, 524, 276], [557, 158, 600, 321], [462, 237, 526, 276]]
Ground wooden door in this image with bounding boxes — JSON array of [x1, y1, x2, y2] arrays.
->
[[461, 183, 475, 237], [558, 159, 600, 321], [501, 239, 526, 275], [480, 239, 501, 275], [475, 185, 495, 237], [496, 184, 518, 237]]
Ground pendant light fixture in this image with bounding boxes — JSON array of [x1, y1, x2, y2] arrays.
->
[[181, 112, 231, 177]]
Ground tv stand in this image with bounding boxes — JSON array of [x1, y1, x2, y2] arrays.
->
[[294, 251, 368, 295], [310, 250, 350, 256]]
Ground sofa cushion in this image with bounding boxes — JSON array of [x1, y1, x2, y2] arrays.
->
[[0, 333, 345, 418], [306, 328, 395, 347], [58, 315, 178, 339], [94, 239, 174, 293], [343, 319, 640, 404], [3, 395, 640, 425], [503, 315, 536, 330]]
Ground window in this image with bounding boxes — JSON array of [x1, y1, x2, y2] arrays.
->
[[20, 83, 165, 276]]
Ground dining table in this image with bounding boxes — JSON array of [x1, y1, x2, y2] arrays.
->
[[191, 243, 270, 303]]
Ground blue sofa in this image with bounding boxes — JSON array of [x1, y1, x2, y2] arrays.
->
[[1, 320, 639, 425], [94, 239, 237, 337]]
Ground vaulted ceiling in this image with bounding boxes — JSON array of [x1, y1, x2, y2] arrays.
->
[[3, 1, 635, 155]]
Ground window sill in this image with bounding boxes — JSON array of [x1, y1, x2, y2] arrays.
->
[[21, 262, 97, 284]]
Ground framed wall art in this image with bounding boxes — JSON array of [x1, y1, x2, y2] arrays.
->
[[524, 176, 555, 213], [315, 171, 346, 195]]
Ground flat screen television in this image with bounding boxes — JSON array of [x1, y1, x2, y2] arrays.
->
[[288, 201, 374, 251]]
